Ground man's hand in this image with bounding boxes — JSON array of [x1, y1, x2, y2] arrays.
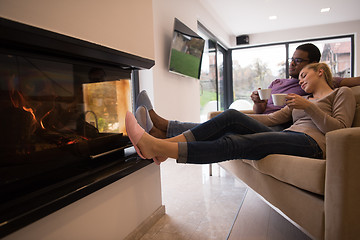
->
[[251, 88, 266, 104], [251, 88, 267, 113]]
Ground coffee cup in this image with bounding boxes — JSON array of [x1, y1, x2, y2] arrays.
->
[[272, 94, 287, 106], [258, 88, 272, 100]]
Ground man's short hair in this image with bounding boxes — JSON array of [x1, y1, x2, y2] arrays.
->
[[296, 43, 321, 63]]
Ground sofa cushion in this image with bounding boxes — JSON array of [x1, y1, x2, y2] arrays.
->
[[241, 86, 360, 195], [242, 154, 326, 195], [352, 104, 360, 127], [351, 86, 360, 127]]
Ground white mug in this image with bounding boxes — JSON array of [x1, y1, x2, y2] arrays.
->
[[258, 88, 272, 100], [272, 94, 287, 106]]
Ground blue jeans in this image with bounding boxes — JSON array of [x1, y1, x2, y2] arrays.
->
[[177, 109, 323, 164]]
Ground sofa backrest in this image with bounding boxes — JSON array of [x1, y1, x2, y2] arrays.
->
[[351, 86, 360, 127]]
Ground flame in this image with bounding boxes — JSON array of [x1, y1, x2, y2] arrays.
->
[[10, 90, 26, 109], [9, 87, 53, 133], [10, 89, 38, 134], [39, 109, 54, 129], [6, 74, 90, 148], [11, 90, 42, 131], [22, 106, 36, 120]]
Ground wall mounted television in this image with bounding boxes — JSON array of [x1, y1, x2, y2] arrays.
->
[[168, 18, 205, 79]]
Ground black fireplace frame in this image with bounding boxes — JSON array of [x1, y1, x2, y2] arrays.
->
[[0, 18, 154, 70], [0, 17, 155, 238]]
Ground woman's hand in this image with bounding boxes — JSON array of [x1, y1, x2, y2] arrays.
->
[[286, 93, 312, 110]]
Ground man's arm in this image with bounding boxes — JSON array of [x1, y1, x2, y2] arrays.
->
[[338, 76, 360, 87]]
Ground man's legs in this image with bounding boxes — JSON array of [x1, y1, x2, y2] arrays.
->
[[147, 109, 200, 138], [166, 121, 200, 138]]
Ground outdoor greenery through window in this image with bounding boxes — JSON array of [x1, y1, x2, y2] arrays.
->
[[232, 36, 353, 110], [198, 23, 227, 122], [232, 45, 286, 110], [198, 32, 218, 122]]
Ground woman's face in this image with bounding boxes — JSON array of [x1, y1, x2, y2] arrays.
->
[[298, 67, 321, 93]]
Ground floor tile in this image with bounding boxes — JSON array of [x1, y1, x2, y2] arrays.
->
[[140, 159, 247, 240]]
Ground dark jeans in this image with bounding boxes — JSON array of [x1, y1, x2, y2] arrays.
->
[[167, 121, 200, 138], [167, 115, 291, 137], [178, 109, 323, 164]]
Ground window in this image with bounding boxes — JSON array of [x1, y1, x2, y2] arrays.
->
[[232, 45, 286, 110], [198, 24, 228, 122], [198, 37, 217, 122], [289, 37, 353, 78], [216, 45, 227, 111], [231, 35, 354, 110]]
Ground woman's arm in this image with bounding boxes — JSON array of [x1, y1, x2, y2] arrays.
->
[[304, 87, 356, 133], [248, 106, 293, 126]]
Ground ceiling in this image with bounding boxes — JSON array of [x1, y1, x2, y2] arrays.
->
[[200, 0, 360, 36]]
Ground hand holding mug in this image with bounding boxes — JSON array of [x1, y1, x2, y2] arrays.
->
[[251, 88, 267, 103], [286, 93, 312, 110]]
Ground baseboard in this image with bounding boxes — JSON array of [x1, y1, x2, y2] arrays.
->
[[124, 205, 166, 240]]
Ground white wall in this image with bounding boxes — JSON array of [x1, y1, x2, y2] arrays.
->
[[247, 20, 360, 75], [4, 164, 162, 240], [0, 1, 162, 239], [141, 0, 230, 123], [0, 0, 155, 60]]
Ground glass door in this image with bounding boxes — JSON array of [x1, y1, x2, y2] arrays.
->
[[198, 31, 227, 121]]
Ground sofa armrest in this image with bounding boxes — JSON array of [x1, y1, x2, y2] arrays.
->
[[325, 127, 360, 239], [238, 109, 255, 114], [208, 109, 255, 119], [208, 111, 223, 119]]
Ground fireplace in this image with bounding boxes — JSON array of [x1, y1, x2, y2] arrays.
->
[[0, 17, 154, 238]]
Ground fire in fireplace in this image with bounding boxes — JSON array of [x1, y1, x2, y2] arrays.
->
[[1, 51, 132, 185], [0, 17, 154, 238]]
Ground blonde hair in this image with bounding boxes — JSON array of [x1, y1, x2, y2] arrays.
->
[[303, 63, 334, 89]]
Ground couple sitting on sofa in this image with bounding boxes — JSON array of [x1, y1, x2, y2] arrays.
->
[[126, 43, 360, 165]]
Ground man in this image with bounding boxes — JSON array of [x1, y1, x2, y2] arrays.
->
[[252, 43, 320, 114], [136, 43, 359, 138]]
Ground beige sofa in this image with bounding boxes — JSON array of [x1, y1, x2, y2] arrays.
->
[[209, 86, 360, 240]]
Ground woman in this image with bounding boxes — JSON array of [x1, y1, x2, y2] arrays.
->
[[126, 63, 356, 165]]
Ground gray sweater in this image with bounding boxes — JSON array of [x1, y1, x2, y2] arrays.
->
[[250, 87, 356, 157]]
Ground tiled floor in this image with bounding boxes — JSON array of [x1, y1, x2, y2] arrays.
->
[[228, 189, 312, 240], [140, 159, 248, 240]]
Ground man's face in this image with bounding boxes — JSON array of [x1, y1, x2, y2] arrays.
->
[[289, 50, 310, 79]]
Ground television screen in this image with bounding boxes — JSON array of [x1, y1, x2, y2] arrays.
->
[[168, 18, 205, 79]]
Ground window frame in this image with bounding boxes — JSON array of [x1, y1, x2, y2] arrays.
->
[[198, 21, 231, 111], [187, 23, 354, 113], [231, 34, 355, 78], [228, 34, 355, 109]]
